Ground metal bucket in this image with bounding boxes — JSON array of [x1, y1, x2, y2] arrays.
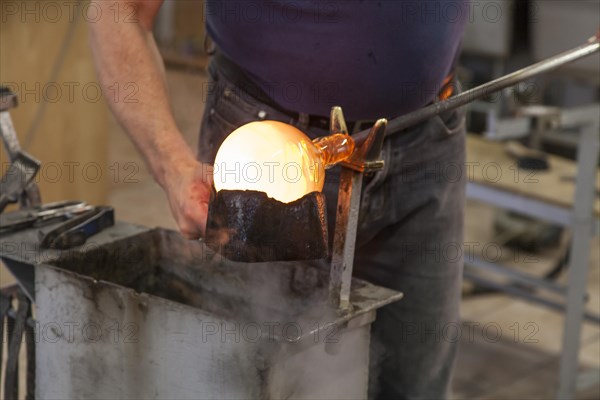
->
[[1, 222, 402, 399]]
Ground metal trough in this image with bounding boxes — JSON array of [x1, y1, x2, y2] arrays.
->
[[1, 221, 402, 399]]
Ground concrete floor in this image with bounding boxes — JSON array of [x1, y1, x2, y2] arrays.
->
[[456, 200, 600, 399], [2, 67, 599, 398]]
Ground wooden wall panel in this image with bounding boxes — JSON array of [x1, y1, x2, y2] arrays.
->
[[0, 0, 108, 205]]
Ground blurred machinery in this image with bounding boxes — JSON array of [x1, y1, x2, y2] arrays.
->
[[460, 2, 600, 397]]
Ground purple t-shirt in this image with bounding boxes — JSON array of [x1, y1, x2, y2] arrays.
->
[[206, 1, 467, 120]]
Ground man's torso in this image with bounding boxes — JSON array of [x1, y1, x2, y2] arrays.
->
[[206, 0, 468, 120]]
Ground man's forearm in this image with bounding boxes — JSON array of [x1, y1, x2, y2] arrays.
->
[[89, 0, 195, 187]]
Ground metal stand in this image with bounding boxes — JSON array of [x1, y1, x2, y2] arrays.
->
[[557, 120, 599, 398], [465, 116, 600, 399], [0, 88, 39, 399], [1, 285, 36, 400], [0, 88, 42, 208], [327, 106, 387, 310]]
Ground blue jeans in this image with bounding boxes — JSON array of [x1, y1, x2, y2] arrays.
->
[[199, 60, 466, 399]]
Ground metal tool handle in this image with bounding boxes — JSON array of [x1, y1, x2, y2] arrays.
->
[[40, 206, 115, 249], [0, 201, 93, 234]]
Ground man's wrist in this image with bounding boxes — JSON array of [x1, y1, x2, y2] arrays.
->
[[158, 157, 192, 188], [152, 140, 197, 189]]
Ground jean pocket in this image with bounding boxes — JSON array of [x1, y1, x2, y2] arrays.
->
[[199, 80, 263, 162], [209, 100, 240, 133], [430, 107, 466, 141], [199, 77, 241, 163], [388, 121, 433, 152], [353, 107, 466, 243]]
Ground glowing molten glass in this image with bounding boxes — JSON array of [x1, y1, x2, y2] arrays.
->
[[213, 121, 354, 203]]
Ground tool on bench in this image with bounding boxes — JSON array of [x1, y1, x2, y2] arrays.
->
[[0, 200, 94, 234], [504, 141, 550, 171], [1, 85, 115, 248], [40, 206, 114, 249], [1, 201, 115, 248]]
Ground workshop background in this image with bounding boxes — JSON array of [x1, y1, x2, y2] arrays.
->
[[1, 0, 599, 399]]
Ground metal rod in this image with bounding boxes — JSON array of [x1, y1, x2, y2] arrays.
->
[[353, 35, 600, 145], [329, 115, 387, 310], [464, 272, 600, 324], [465, 258, 567, 296], [557, 119, 600, 399], [329, 168, 364, 309]]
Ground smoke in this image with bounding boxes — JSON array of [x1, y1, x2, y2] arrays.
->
[[198, 187, 380, 398], [222, 256, 372, 399], [45, 225, 379, 398]]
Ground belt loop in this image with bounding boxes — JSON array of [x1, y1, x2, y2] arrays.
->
[[296, 112, 310, 130]]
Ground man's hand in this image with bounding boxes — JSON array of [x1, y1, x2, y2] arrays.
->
[[162, 159, 213, 239]]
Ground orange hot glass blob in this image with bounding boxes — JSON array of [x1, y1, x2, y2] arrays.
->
[[312, 133, 355, 168], [213, 121, 354, 203]]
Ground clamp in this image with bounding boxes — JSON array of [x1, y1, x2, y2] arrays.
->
[[327, 106, 387, 310]]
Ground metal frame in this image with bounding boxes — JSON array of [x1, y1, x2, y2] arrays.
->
[[465, 117, 600, 399], [0, 284, 36, 400], [0, 89, 42, 208], [558, 119, 600, 398]]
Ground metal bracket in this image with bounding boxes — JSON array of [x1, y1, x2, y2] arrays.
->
[[0, 87, 42, 209], [328, 106, 387, 310]]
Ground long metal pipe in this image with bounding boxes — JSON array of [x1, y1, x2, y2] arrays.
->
[[353, 35, 600, 145]]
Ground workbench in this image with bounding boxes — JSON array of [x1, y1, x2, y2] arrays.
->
[[466, 135, 600, 224], [464, 130, 600, 398]]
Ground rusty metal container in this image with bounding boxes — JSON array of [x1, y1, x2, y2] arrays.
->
[[206, 189, 329, 262], [1, 221, 402, 399]]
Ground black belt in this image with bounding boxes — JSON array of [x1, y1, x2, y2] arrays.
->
[[213, 51, 377, 133], [305, 116, 376, 133], [213, 51, 454, 134]]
